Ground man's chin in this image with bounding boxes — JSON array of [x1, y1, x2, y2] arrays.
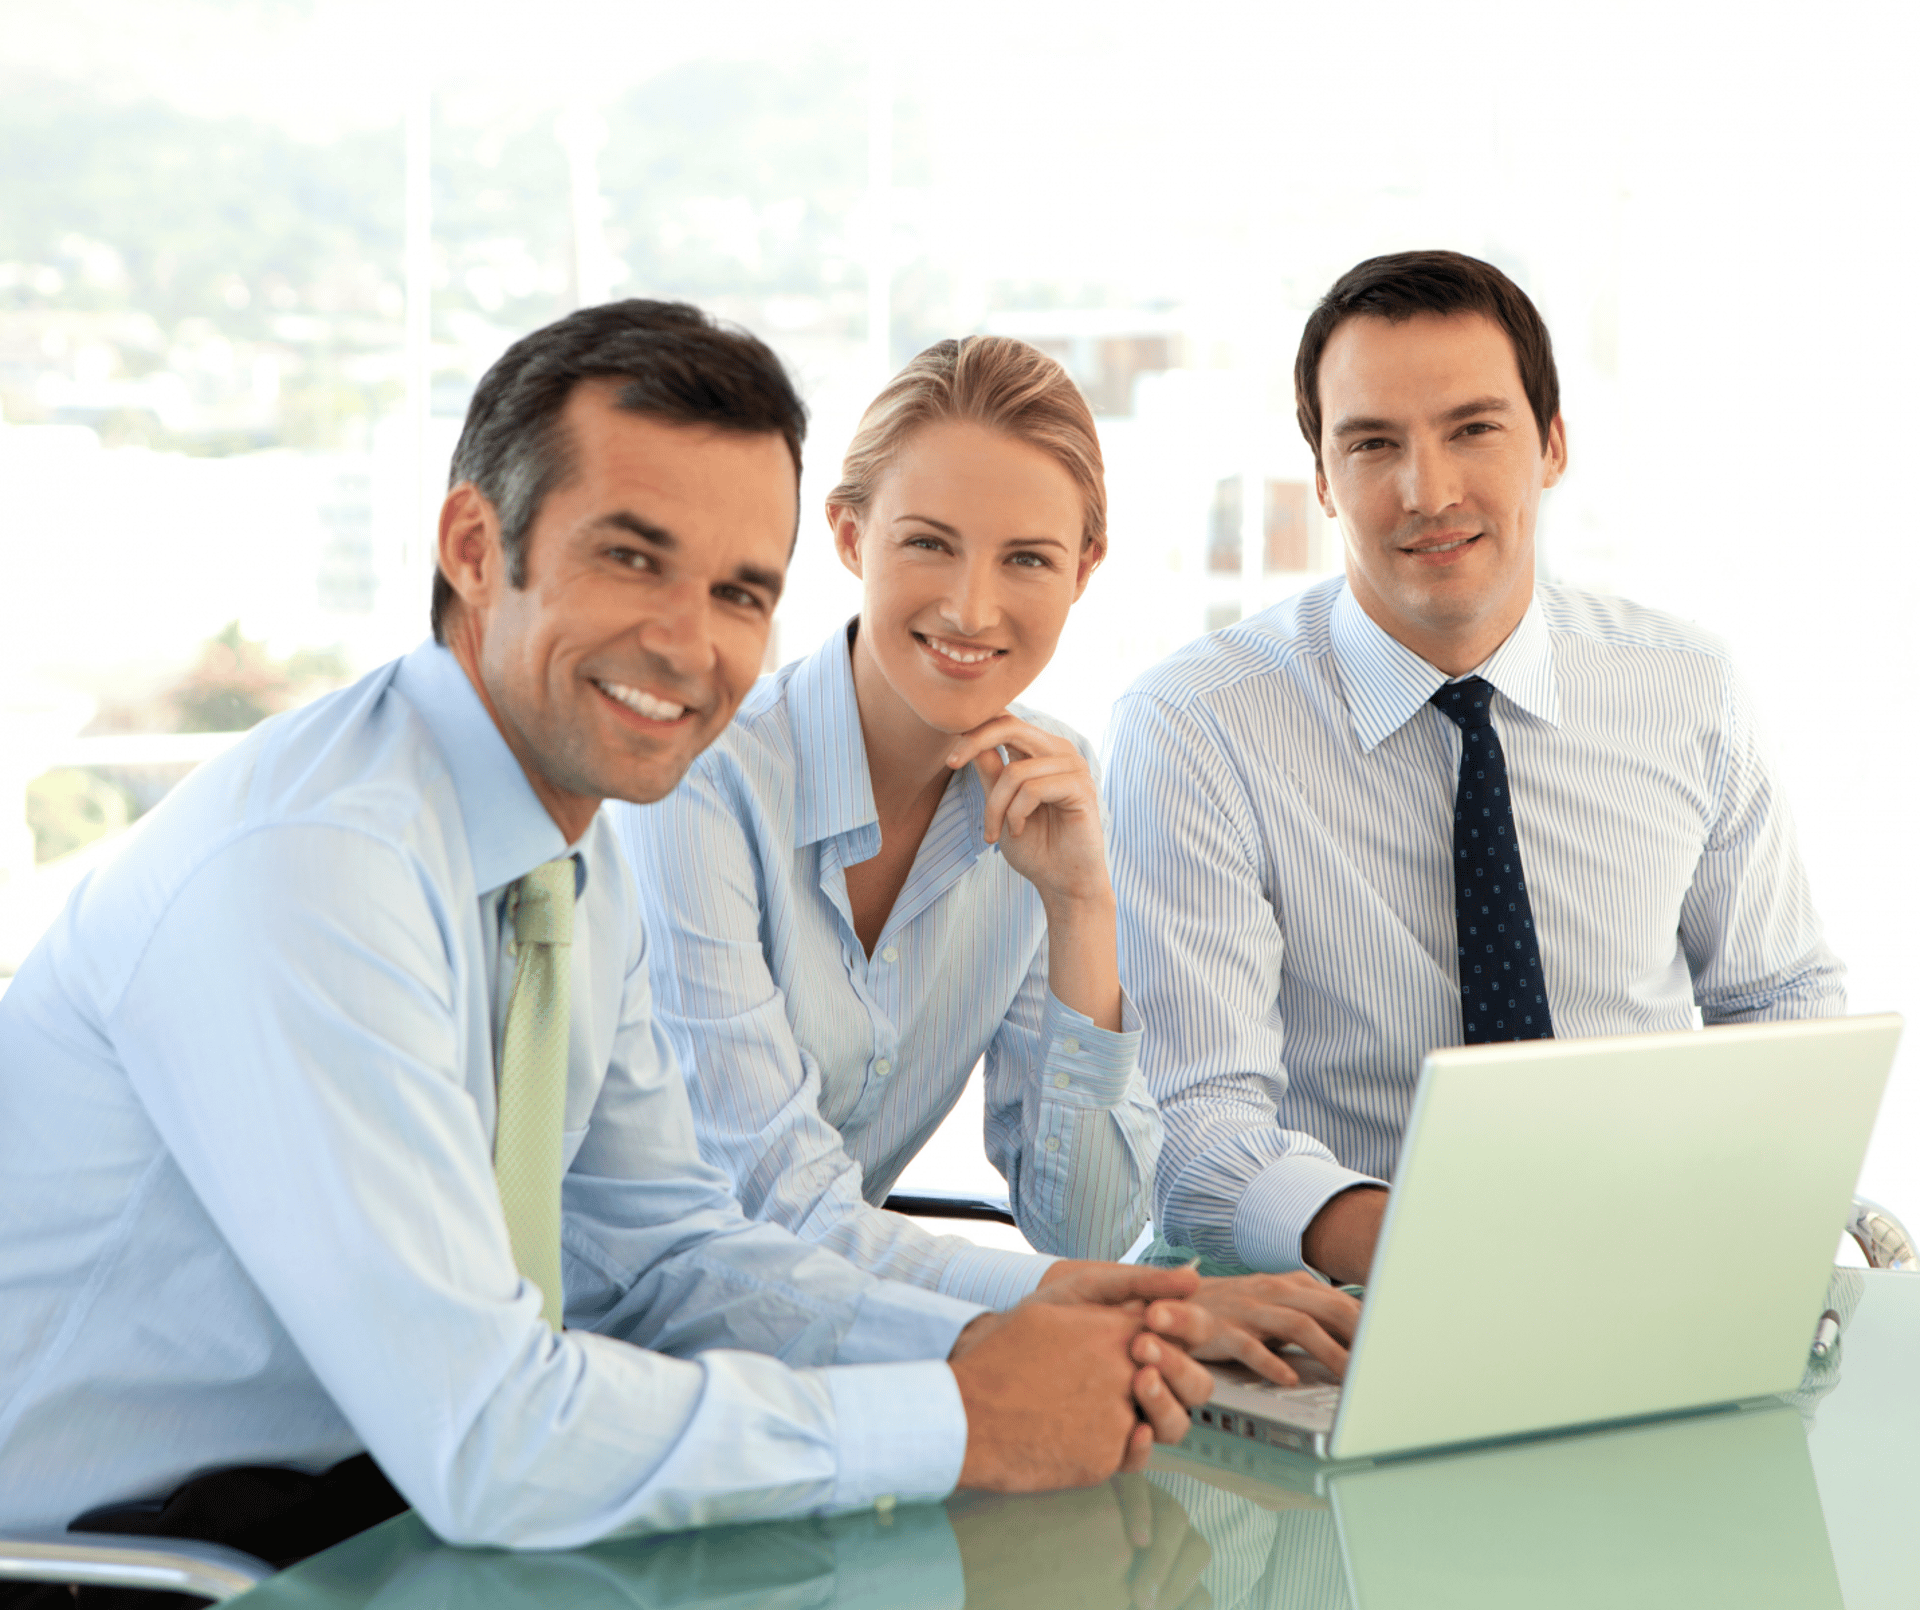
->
[[601, 763, 696, 807]]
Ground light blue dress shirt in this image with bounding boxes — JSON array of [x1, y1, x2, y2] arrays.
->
[[0, 642, 981, 1546], [1106, 578, 1845, 1273], [613, 624, 1159, 1313]]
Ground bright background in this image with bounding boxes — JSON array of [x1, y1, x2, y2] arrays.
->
[[2, 0, 1915, 1229]]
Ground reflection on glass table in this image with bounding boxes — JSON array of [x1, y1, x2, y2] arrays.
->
[[221, 1271, 1919, 1610]]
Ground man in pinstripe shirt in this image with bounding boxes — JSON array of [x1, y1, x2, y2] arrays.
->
[[1107, 251, 1844, 1285]]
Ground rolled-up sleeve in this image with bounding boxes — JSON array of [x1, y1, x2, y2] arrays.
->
[[982, 963, 1159, 1265], [1681, 660, 1846, 1024]]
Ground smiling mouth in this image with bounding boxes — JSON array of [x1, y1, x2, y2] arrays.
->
[[915, 632, 1006, 667], [594, 678, 693, 722], [1404, 534, 1480, 556]]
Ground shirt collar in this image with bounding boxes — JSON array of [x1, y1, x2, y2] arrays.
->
[[393, 640, 576, 896], [1330, 581, 1560, 753], [786, 619, 990, 858], [789, 621, 881, 849]]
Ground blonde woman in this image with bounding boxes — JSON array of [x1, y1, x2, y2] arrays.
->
[[615, 337, 1355, 1378]]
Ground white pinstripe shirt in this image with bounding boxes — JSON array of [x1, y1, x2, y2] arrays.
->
[[613, 624, 1160, 1311], [1107, 577, 1845, 1273]]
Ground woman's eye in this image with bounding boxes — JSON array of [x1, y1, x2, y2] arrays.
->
[[1008, 551, 1050, 569]]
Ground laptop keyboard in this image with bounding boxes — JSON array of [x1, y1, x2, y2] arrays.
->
[[1203, 1362, 1344, 1440]]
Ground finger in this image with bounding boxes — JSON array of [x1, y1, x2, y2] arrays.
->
[[1208, 1304, 1351, 1380], [1127, 1484, 1192, 1610], [1133, 1331, 1215, 1410], [948, 713, 1074, 769], [1119, 1419, 1155, 1474], [965, 743, 1007, 795], [982, 755, 1094, 841], [1130, 1363, 1192, 1444], [1049, 1263, 1200, 1307], [1199, 1275, 1364, 1345], [1144, 1297, 1328, 1381], [1002, 773, 1097, 841], [1114, 1471, 1154, 1550], [1252, 1310, 1351, 1379]]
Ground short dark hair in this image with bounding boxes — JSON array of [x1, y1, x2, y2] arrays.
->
[[432, 299, 808, 642], [1293, 251, 1559, 471]]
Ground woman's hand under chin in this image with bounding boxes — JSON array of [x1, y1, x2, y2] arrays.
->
[[947, 712, 1114, 913]]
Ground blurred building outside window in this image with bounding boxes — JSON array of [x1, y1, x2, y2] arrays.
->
[[1, 0, 1914, 1231]]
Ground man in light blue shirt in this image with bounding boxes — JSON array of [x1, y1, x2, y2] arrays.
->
[[0, 301, 1210, 1554], [1107, 251, 1843, 1284]]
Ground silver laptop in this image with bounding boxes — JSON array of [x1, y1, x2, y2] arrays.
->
[[1198, 1014, 1901, 1462]]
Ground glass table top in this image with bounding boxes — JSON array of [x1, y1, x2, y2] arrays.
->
[[232, 1269, 1920, 1610]]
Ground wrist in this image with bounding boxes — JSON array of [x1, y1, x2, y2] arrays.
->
[[1301, 1186, 1388, 1286], [1037, 883, 1116, 926], [1034, 1258, 1094, 1291]]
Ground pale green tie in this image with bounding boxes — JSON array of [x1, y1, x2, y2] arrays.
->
[[494, 857, 575, 1329]]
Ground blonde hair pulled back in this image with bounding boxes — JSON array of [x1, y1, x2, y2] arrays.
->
[[827, 336, 1106, 553]]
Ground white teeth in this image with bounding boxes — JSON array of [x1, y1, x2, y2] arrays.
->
[[599, 680, 688, 721], [922, 636, 998, 665]]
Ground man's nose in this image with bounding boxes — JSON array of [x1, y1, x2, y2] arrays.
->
[[636, 582, 719, 677], [1399, 435, 1465, 517]]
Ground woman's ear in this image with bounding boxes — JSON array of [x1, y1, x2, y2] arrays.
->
[[827, 503, 865, 579], [1072, 535, 1105, 602]]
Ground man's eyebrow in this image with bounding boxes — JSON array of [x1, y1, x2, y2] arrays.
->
[[1329, 396, 1515, 437], [735, 562, 785, 602], [593, 511, 676, 549], [593, 511, 781, 599], [1439, 395, 1514, 424]]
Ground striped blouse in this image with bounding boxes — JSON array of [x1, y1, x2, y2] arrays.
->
[[613, 623, 1160, 1311], [1106, 577, 1845, 1273]]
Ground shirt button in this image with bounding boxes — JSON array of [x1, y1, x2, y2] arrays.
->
[[1053, 1072, 1071, 1089], [881, 945, 899, 963], [1062, 1037, 1080, 1055], [1045, 1136, 1061, 1153], [875, 1058, 892, 1077]]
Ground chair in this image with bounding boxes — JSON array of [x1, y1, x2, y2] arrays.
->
[[1847, 1194, 1918, 1271], [882, 1188, 1017, 1225], [0, 1532, 272, 1602]]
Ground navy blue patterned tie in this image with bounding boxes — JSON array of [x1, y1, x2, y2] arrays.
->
[[1430, 677, 1553, 1044]]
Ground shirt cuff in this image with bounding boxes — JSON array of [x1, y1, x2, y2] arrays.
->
[[1039, 990, 1143, 1105], [825, 1361, 969, 1512], [837, 1278, 985, 1365], [935, 1243, 1053, 1309], [1231, 1154, 1384, 1273]]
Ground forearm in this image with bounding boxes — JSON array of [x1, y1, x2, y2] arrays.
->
[[1039, 890, 1124, 1031], [808, 1199, 1053, 1311], [1158, 1122, 1378, 1273]]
